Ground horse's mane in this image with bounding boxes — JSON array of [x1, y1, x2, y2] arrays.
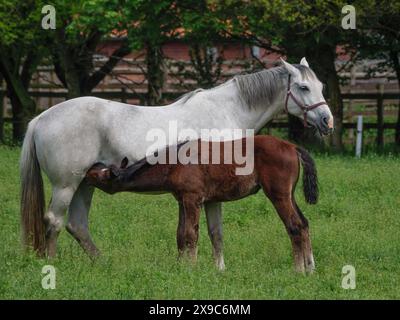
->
[[172, 88, 204, 104], [234, 64, 318, 109], [172, 63, 318, 109]]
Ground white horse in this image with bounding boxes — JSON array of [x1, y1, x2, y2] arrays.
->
[[20, 58, 333, 270]]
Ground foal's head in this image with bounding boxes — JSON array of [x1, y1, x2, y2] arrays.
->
[[85, 157, 129, 192], [281, 58, 334, 136]]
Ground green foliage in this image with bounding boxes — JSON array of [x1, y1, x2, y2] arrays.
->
[[0, 0, 47, 47], [1, 146, 400, 299], [355, 1, 400, 78], [58, 0, 127, 43]]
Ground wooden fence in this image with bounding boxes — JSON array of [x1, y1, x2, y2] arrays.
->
[[0, 89, 399, 146]]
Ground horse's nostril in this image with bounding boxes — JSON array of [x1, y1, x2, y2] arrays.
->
[[322, 117, 329, 126]]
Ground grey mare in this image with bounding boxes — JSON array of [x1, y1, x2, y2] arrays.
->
[[20, 58, 333, 269]]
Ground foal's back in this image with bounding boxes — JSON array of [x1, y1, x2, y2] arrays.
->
[[167, 136, 300, 202]]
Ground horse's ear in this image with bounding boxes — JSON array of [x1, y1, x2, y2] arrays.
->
[[300, 57, 309, 67], [110, 166, 120, 178], [120, 157, 128, 169], [280, 58, 301, 78]]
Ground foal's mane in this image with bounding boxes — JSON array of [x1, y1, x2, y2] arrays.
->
[[123, 140, 190, 177]]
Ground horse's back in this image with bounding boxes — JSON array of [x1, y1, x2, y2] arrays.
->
[[31, 97, 126, 185]]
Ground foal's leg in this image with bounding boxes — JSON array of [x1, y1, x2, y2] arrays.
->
[[66, 181, 100, 258], [176, 202, 186, 259], [44, 186, 75, 258], [292, 199, 315, 272], [182, 196, 201, 263], [205, 202, 225, 271], [269, 196, 313, 273]]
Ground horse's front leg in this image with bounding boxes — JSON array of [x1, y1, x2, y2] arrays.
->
[[205, 202, 225, 271], [66, 182, 100, 258]]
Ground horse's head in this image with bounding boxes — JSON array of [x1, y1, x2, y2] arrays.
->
[[281, 58, 334, 136]]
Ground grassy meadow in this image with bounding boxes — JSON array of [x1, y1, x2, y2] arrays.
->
[[0, 145, 399, 299]]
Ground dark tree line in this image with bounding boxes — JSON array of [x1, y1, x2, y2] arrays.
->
[[0, 0, 399, 151]]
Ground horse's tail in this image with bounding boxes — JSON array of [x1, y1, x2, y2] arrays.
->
[[296, 146, 318, 204], [20, 117, 46, 255]]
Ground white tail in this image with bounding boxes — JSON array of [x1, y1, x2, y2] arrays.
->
[[20, 117, 46, 255]]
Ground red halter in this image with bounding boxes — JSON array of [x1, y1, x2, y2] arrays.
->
[[284, 74, 327, 127]]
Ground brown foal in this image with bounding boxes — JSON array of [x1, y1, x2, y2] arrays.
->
[[85, 135, 318, 273]]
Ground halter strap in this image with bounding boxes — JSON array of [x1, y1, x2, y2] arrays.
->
[[284, 74, 327, 127]]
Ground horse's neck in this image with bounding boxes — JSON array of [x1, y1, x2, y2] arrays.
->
[[192, 80, 286, 132], [252, 90, 286, 132]]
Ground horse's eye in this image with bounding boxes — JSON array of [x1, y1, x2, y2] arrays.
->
[[300, 85, 309, 91]]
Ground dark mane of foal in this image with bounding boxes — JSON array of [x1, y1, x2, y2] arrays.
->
[[120, 140, 190, 179]]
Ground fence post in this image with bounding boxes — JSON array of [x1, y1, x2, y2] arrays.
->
[[355, 115, 363, 158], [376, 84, 384, 150]]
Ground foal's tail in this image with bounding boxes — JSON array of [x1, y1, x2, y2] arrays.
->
[[20, 117, 46, 255], [296, 147, 318, 204]]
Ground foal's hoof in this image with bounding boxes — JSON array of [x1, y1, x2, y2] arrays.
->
[[88, 249, 101, 261], [305, 256, 316, 274], [215, 258, 225, 271], [295, 262, 315, 274]]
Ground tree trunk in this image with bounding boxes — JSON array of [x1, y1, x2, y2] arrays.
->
[[313, 46, 343, 151], [8, 91, 35, 141], [389, 50, 400, 146], [146, 44, 164, 105], [288, 115, 304, 143], [0, 75, 4, 143], [0, 54, 36, 142], [326, 66, 344, 151], [52, 31, 131, 100]]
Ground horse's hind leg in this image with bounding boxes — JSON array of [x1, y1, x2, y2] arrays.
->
[[292, 199, 315, 272], [268, 195, 313, 273], [205, 202, 225, 271], [44, 186, 75, 258], [66, 181, 100, 258]]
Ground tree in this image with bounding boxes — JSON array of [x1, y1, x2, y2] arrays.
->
[[174, 0, 228, 89], [355, 1, 400, 146], [48, 0, 131, 99], [0, 0, 47, 141], [118, 0, 185, 105], [121, 0, 228, 103], [219, 0, 362, 151]]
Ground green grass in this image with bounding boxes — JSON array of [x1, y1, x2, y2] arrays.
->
[[0, 146, 399, 299]]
